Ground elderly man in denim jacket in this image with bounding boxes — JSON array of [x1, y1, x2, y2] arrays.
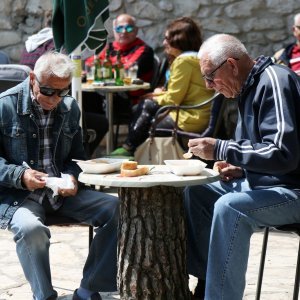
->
[[0, 52, 119, 300]]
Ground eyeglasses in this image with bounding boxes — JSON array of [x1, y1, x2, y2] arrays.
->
[[35, 77, 70, 97], [114, 24, 135, 33], [202, 60, 228, 84]]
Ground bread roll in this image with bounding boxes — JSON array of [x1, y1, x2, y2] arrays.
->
[[121, 166, 149, 177], [213, 165, 221, 173], [121, 161, 138, 170]]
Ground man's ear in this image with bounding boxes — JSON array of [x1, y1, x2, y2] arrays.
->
[[29, 71, 35, 82], [228, 58, 239, 76]]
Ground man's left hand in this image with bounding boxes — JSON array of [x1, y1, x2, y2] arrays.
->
[[58, 175, 78, 197]]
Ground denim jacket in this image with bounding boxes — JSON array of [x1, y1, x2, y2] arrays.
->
[[0, 77, 87, 229]]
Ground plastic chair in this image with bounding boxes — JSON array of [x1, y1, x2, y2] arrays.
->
[[256, 225, 300, 300], [150, 93, 228, 150], [151, 55, 168, 89], [45, 215, 93, 248], [0, 51, 11, 64], [0, 64, 31, 92]]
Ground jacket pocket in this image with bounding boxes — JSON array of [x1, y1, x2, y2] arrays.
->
[[2, 126, 27, 163], [61, 125, 78, 154]]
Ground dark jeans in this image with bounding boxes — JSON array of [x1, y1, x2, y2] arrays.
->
[[82, 91, 132, 155], [84, 112, 108, 155], [125, 99, 175, 151]]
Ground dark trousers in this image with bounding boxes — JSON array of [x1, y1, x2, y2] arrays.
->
[[125, 99, 175, 151]]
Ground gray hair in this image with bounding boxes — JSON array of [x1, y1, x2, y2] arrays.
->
[[294, 13, 300, 25], [198, 34, 248, 66], [34, 52, 74, 81]]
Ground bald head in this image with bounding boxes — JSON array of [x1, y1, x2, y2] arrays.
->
[[113, 14, 138, 45], [114, 14, 136, 26]]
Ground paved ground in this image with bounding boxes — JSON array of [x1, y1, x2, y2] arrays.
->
[[0, 224, 299, 300]]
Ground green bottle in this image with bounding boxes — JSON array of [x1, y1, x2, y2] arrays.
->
[[101, 48, 113, 81], [94, 55, 102, 82], [114, 50, 125, 86]]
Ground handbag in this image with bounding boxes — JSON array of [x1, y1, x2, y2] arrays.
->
[[134, 135, 184, 165], [134, 105, 186, 165]]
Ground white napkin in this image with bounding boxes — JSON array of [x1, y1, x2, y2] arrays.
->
[[42, 173, 75, 196]]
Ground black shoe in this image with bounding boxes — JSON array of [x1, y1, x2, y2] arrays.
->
[[72, 289, 102, 300]]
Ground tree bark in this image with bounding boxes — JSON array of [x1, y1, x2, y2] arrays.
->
[[117, 186, 191, 300]]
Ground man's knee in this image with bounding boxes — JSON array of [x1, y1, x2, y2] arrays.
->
[[14, 222, 50, 250]]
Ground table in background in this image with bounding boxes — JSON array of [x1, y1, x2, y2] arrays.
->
[[82, 82, 150, 154], [79, 165, 219, 299]]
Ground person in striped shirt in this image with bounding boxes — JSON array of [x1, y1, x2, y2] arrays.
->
[[273, 13, 300, 76]]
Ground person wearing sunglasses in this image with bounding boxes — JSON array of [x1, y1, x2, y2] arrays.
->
[[83, 14, 155, 152], [111, 17, 214, 157], [273, 13, 300, 76], [0, 52, 119, 300], [184, 34, 300, 300]]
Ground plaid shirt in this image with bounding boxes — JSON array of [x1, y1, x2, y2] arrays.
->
[[26, 94, 63, 211]]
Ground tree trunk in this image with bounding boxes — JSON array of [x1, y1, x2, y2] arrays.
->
[[117, 186, 191, 300]]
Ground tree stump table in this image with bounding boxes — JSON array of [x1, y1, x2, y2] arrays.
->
[[79, 165, 219, 300]]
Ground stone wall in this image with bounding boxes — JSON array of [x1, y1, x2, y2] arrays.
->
[[1, 0, 300, 63]]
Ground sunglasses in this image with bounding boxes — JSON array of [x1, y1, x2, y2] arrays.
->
[[114, 24, 135, 33], [35, 77, 70, 97]]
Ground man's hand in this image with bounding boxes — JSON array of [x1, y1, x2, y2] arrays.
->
[[58, 175, 78, 197], [188, 137, 217, 160], [22, 169, 47, 191], [213, 161, 244, 181]]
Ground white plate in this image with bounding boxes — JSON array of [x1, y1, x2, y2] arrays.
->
[[76, 158, 129, 174], [164, 159, 207, 176]]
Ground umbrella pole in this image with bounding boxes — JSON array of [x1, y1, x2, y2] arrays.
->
[[71, 47, 83, 127]]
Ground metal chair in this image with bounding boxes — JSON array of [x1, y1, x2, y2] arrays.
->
[[150, 93, 230, 151], [256, 225, 300, 300]]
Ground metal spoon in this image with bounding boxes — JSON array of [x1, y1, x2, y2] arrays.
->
[[183, 149, 193, 159]]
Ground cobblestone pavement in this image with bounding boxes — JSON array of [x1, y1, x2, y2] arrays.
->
[[0, 224, 299, 299]]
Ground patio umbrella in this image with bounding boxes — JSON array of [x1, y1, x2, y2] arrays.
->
[[52, 0, 109, 54], [51, 0, 109, 120]]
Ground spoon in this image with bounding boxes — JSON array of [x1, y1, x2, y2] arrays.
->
[[72, 159, 96, 164], [183, 149, 193, 159]]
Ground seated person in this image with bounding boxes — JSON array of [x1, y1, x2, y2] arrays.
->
[[19, 10, 55, 70], [0, 52, 119, 300], [185, 33, 300, 300], [273, 13, 300, 75], [19, 11, 106, 157], [83, 13, 155, 130], [111, 17, 214, 156]]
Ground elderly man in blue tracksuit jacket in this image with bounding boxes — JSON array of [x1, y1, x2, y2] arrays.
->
[[185, 34, 300, 300], [0, 52, 118, 300]]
